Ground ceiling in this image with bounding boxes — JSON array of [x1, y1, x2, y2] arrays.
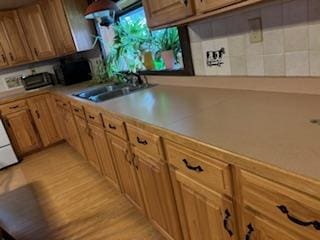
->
[[0, 0, 37, 10]]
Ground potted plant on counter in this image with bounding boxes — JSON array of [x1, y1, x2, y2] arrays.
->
[[155, 28, 180, 70]]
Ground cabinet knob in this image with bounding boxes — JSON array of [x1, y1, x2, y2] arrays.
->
[[9, 52, 14, 61], [108, 124, 117, 130], [34, 48, 39, 57]]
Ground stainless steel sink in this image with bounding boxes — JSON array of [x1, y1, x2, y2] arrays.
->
[[72, 83, 155, 102]]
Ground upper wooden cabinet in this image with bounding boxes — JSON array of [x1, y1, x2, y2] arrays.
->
[[18, 4, 56, 60], [143, 0, 265, 28], [39, 0, 76, 56], [194, 0, 242, 14], [143, 0, 195, 28], [62, 0, 96, 52], [39, 0, 95, 55], [0, 11, 33, 66]]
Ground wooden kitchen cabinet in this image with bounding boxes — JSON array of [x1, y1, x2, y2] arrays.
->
[[27, 95, 60, 147], [4, 109, 41, 156], [56, 102, 86, 158], [242, 210, 302, 240], [194, 0, 242, 14], [143, 0, 194, 28], [90, 124, 119, 187], [18, 4, 56, 60], [75, 116, 102, 173], [108, 134, 145, 213], [39, 0, 76, 56], [0, 10, 33, 67], [132, 147, 183, 240], [169, 167, 237, 240]]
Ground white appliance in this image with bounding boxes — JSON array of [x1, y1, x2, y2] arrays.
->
[[0, 119, 18, 169]]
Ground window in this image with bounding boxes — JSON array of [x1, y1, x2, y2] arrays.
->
[[96, 3, 194, 76]]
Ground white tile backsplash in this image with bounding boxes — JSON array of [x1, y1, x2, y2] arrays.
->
[[189, 0, 320, 77]]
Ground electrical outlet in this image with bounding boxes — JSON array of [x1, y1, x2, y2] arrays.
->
[[248, 17, 263, 43]]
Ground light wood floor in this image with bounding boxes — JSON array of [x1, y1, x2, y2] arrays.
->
[[0, 143, 165, 240]]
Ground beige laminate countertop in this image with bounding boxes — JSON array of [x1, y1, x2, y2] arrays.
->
[[53, 83, 320, 182], [2, 83, 320, 181]]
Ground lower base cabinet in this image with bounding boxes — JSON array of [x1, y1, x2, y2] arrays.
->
[[75, 116, 101, 172], [4, 109, 41, 156], [243, 210, 301, 240], [132, 147, 183, 240], [169, 166, 237, 240], [89, 123, 119, 187], [108, 134, 145, 213]]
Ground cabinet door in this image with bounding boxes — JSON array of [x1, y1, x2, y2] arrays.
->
[[108, 135, 145, 213], [143, 0, 194, 28], [242, 210, 302, 240], [18, 4, 56, 60], [0, 11, 33, 66], [0, 42, 8, 68], [40, 0, 75, 55], [170, 167, 237, 240], [5, 110, 41, 156], [74, 116, 101, 171], [195, 0, 242, 14], [64, 110, 86, 158], [90, 124, 119, 187], [133, 148, 183, 240], [27, 95, 60, 147]]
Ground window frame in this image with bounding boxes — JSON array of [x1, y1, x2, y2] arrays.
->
[[95, 1, 194, 76]]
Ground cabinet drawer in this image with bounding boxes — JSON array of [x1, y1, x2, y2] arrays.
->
[[241, 170, 320, 240], [0, 100, 28, 115], [84, 106, 103, 128], [102, 114, 127, 140], [165, 141, 232, 196], [54, 97, 70, 111], [71, 102, 85, 119], [126, 124, 162, 158]]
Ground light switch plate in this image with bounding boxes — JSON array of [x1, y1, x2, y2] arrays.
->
[[248, 17, 263, 43]]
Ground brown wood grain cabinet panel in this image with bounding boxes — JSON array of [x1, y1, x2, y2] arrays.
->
[[108, 134, 145, 213], [170, 167, 238, 240], [27, 95, 60, 147], [166, 141, 233, 196], [18, 4, 56, 60], [143, 0, 195, 28], [62, 0, 95, 52], [90, 124, 119, 188], [242, 209, 303, 240], [75, 115, 102, 172], [3, 109, 41, 156], [194, 0, 242, 14], [0, 10, 33, 66], [40, 0, 76, 56], [240, 170, 320, 240]]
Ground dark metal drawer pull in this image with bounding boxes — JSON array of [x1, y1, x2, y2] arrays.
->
[[74, 108, 80, 112], [182, 159, 204, 172], [223, 209, 233, 237], [137, 137, 148, 145], [184, 0, 188, 6], [277, 205, 320, 230], [35, 110, 40, 119], [9, 105, 19, 109], [108, 124, 116, 130], [245, 224, 254, 240], [89, 115, 95, 119]]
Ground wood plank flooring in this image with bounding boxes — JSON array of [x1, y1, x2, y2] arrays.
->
[[0, 143, 165, 240]]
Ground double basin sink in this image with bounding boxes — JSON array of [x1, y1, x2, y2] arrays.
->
[[73, 83, 155, 103]]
